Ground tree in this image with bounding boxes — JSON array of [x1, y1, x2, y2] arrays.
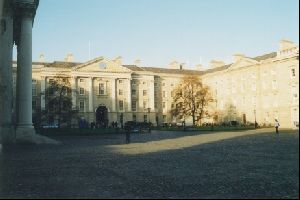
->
[[42, 76, 77, 128], [171, 75, 214, 126]]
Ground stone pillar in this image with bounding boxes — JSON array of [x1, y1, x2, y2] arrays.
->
[[16, 10, 35, 137], [40, 76, 46, 110], [88, 77, 94, 112], [111, 79, 116, 112], [149, 79, 155, 123], [0, 7, 14, 142], [71, 76, 77, 110]]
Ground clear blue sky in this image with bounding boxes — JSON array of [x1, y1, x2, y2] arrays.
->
[[18, 0, 299, 68]]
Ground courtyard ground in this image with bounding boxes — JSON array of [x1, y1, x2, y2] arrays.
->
[[0, 128, 298, 199]]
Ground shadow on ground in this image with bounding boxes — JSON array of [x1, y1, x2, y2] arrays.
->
[[0, 129, 298, 198]]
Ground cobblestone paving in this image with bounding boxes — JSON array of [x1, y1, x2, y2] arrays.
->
[[0, 129, 298, 199]]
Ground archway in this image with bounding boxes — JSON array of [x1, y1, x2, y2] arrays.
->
[[96, 106, 108, 128]]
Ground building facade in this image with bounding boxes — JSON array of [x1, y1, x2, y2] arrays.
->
[[12, 40, 299, 129]]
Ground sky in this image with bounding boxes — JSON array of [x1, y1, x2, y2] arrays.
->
[[15, 0, 299, 69]]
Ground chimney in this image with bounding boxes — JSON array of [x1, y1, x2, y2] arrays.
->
[[233, 54, 245, 63], [196, 64, 203, 71], [39, 53, 45, 62], [114, 56, 122, 65], [210, 60, 225, 68], [279, 39, 295, 51], [64, 53, 74, 62], [134, 59, 141, 67], [169, 60, 179, 69]]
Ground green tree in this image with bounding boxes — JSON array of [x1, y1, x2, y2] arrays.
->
[[171, 75, 214, 126], [43, 76, 77, 128]]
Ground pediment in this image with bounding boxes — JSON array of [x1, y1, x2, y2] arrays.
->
[[74, 57, 131, 73], [229, 58, 259, 70]]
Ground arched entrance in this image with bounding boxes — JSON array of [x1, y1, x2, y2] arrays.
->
[[96, 106, 108, 128]]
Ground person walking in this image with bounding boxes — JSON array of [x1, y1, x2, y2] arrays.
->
[[275, 119, 280, 134]]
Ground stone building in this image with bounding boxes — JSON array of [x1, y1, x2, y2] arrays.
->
[[11, 40, 298, 129]]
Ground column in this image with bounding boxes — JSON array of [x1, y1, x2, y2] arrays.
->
[[40, 76, 46, 110], [111, 79, 116, 112], [149, 79, 155, 123], [16, 10, 34, 135], [71, 76, 77, 110], [149, 79, 155, 110], [89, 77, 94, 112], [127, 79, 132, 112], [0, 8, 14, 142]]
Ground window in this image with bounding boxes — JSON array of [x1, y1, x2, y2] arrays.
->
[[79, 87, 85, 95], [163, 115, 166, 122], [292, 86, 298, 103], [49, 79, 54, 84], [144, 115, 148, 122], [291, 68, 296, 78], [79, 79, 85, 83], [32, 100, 37, 109], [251, 82, 256, 91], [171, 91, 174, 97], [132, 80, 137, 85], [32, 85, 37, 96], [163, 102, 166, 109], [272, 80, 277, 90], [132, 101, 137, 111], [143, 90, 147, 96], [132, 89, 136, 96], [32, 79, 37, 84], [133, 114, 137, 122], [154, 101, 158, 109], [143, 101, 147, 109], [99, 83, 105, 95], [119, 80, 123, 84], [79, 100, 85, 112], [154, 83, 158, 87], [119, 100, 124, 111], [119, 89, 123, 96]]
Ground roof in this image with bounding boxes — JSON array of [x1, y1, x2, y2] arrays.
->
[[252, 52, 277, 61], [44, 61, 81, 69]]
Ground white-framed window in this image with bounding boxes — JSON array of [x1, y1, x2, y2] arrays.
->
[[291, 86, 298, 103], [32, 100, 37, 109], [79, 87, 85, 95], [119, 100, 124, 111], [132, 101, 137, 111], [32, 86, 37, 96], [79, 79, 85, 83], [133, 114, 137, 122], [99, 83, 105, 95], [251, 82, 256, 91], [79, 100, 85, 112], [291, 68, 296, 78], [143, 101, 147, 109], [119, 89, 123, 96], [132, 89, 136, 96], [143, 90, 147, 96], [272, 80, 277, 90], [271, 69, 277, 76]]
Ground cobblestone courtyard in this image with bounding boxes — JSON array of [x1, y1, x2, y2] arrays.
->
[[0, 129, 299, 199]]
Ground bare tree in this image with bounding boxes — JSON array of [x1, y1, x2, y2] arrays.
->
[[171, 75, 214, 126]]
